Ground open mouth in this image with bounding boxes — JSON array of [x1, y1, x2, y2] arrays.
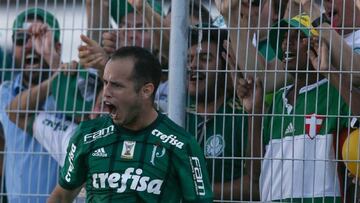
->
[[189, 72, 206, 82], [283, 51, 296, 62], [103, 101, 117, 118], [25, 54, 41, 66]]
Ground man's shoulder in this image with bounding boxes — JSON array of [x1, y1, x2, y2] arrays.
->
[[0, 80, 12, 94], [69, 115, 115, 147], [0, 81, 14, 113], [153, 114, 196, 149], [159, 114, 192, 136]]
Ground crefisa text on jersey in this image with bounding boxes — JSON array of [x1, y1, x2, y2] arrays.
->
[[65, 144, 77, 182], [151, 129, 184, 149], [84, 125, 115, 144], [92, 168, 163, 194]]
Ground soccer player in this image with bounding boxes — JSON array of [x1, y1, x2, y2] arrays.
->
[[48, 46, 213, 203], [237, 14, 360, 202]]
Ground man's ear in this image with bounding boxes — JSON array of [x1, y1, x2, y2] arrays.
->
[[141, 83, 155, 99]]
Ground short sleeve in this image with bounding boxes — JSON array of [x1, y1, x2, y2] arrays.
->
[[174, 139, 213, 203], [32, 112, 78, 167], [58, 124, 87, 190]]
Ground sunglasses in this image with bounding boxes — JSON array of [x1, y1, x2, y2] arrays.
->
[[12, 32, 31, 46]]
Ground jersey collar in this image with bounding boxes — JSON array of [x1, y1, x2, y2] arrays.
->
[[280, 78, 328, 114]]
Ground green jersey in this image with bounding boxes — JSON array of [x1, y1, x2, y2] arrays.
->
[[59, 114, 213, 203], [186, 98, 247, 183], [260, 79, 351, 202]]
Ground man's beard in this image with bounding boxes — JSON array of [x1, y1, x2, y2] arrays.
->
[[22, 66, 51, 86]]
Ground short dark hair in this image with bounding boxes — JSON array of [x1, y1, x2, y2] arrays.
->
[[190, 27, 229, 67], [110, 46, 162, 99]]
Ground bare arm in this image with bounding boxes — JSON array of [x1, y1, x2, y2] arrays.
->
[[86, 0, 110, 43], [217, 1, 287, 93], [78, 34, 108, 77], [309, 37, 360, 116], [6, 74, 57, 131], [232, 76, 264, 200], [301, 1, 360, 85], [243, 77, 262, 201], [328, 71, 360, 116], [47, 184, 82, 203], [129, 0, 170, 61]]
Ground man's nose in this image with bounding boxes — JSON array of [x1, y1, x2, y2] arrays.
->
[[188, 56, 198, 70], [281, 32, 291, 51], [103, 84, 112, 98], [122, 30, 136, 46], [24, 37, 33, 50]]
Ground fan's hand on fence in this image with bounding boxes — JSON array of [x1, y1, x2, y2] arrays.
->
[[79, 34, 109, 71], [309, 37, 331, 75], [237, 76, 263, 113], [59, 60, 79, 76], [28, 22, 61, 69], [128, 0, 144, 12], [216, 0, 260, 21], [102, 31, 118, 54]]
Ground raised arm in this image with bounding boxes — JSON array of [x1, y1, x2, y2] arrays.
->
[[299, 0, 360, 85], [128, 0, 170, 61], [86, 0, 110, 43], [309, 39, 360, 116], [216, 1, 289, 93], [235, 76, 264, 200], [6, 74, 56, 130], [78, 34, 109, 77]]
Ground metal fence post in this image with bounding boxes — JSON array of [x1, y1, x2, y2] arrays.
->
[[168, 0, 189, 126]]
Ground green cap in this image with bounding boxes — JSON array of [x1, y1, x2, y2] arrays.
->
[[52, 69, 101, 117], [265, 14, 319, 60], [12, 7, 60, 42], [111, 0, 162, 23]]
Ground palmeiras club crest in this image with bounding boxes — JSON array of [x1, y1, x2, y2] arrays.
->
[[205, 134, 225, 156], [305, 114, 323, 139]]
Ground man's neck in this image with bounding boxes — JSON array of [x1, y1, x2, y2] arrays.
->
[[299, 73, 324, 87], [196, 95, 225, 114], [123, 107, 158, 131], [286, 73, 325, 106]]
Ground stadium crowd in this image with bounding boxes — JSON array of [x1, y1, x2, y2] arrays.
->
[[0, 0, 360, 202]]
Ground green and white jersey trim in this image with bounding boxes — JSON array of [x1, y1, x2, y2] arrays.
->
[[279, 79, 328, 115], [260, 134, 341, 201]]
